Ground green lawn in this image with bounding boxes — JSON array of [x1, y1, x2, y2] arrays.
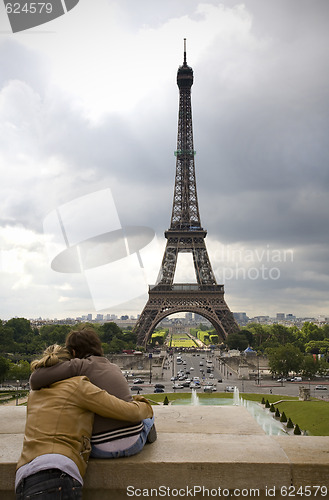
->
[[274, 400, 329, 436], [144, 392, 329, 436], [169, 333, 198, 348]]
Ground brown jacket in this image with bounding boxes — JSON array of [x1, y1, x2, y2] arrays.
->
[[17, 376, 153, 477], [30, 356, 135, 435]]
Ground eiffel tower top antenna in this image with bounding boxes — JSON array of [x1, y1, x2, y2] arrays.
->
[[183, 37, 187, 65]]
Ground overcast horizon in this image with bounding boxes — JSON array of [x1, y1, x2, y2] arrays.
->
[[0, 1, 328, 321]]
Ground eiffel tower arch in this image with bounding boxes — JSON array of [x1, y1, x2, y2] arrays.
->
[[134, 41, 239, 347]]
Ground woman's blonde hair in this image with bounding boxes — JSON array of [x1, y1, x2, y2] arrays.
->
[[31, 344, 71, 372]]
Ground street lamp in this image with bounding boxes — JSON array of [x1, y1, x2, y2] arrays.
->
[[149, 353, 153, 384], [16, 380, 20, 406]]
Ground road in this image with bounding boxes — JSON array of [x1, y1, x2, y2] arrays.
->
[[131, 352, 329, 400]]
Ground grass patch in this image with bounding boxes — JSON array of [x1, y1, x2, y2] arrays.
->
[[144, 392, 297, 405], [275, 400, 329, 436], [169, 333, 198, 348]]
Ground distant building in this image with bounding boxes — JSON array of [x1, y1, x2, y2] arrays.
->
[[233, 312, 249, 325], [276, 313, 285, 320], [251, 316, 270, 324]]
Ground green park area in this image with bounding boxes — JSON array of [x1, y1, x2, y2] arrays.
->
[[168, 332, 199, 348], [144, 391, 329, 436]]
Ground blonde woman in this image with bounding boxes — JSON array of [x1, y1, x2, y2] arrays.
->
[[16, 345, 153, 499]]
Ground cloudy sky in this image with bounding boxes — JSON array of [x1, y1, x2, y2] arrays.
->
[[0, 0, 328, 321]]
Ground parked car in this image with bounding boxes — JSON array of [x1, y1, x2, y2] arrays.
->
[[315, 385, 328, 390]]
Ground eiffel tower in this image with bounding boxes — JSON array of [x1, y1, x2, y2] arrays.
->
[[134, 41, 239, 347]]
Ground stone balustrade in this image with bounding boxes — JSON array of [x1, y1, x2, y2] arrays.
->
[[1, 405, 328, 499]]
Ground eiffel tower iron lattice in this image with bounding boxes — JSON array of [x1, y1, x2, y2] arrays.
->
[[134, 41, 239, 347]]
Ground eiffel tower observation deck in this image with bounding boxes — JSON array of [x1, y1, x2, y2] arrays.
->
[[134, 41, 239, 347]]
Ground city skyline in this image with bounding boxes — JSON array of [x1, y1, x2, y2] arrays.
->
[[0, 1, 329, 320]]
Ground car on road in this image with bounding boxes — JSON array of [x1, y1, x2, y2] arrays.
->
[[172, 384, 184, 389], [154, 384, 165, 389], [131, 386, 143, 392], [315, 385, 328, 390], [133, 378, 144, 384], [225, 386, 234, 392], [154, 388, 164, 393], [204, 386, 213, 393], [204, 385, 217, 392]]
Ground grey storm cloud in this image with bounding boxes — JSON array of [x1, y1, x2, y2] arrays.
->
[[0, 0, 328, 319]]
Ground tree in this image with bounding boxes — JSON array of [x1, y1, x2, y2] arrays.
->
[[280, 412, 287, 423], [294, 424, 302, 435], [287, 418, 294, 429], [39, 324, 71, 346], [0, 324, 15, 352], [267, 344, 303, 377], [301, 355, 318, 379], [305, 340, 329, 355], [5, 318, 33, 343], [100, 322, 122, 343], [226, 332, 249, 351], [0, 356, 10, 382], [301, 322, 323, 343], [7, 360, 31, 381], [269, 324, 294, 345], [108, 336, 126, 353], [246, 323, 269, 348]]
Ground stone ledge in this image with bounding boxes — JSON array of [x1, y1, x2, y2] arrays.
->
[[1, 406, 329, 499]]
